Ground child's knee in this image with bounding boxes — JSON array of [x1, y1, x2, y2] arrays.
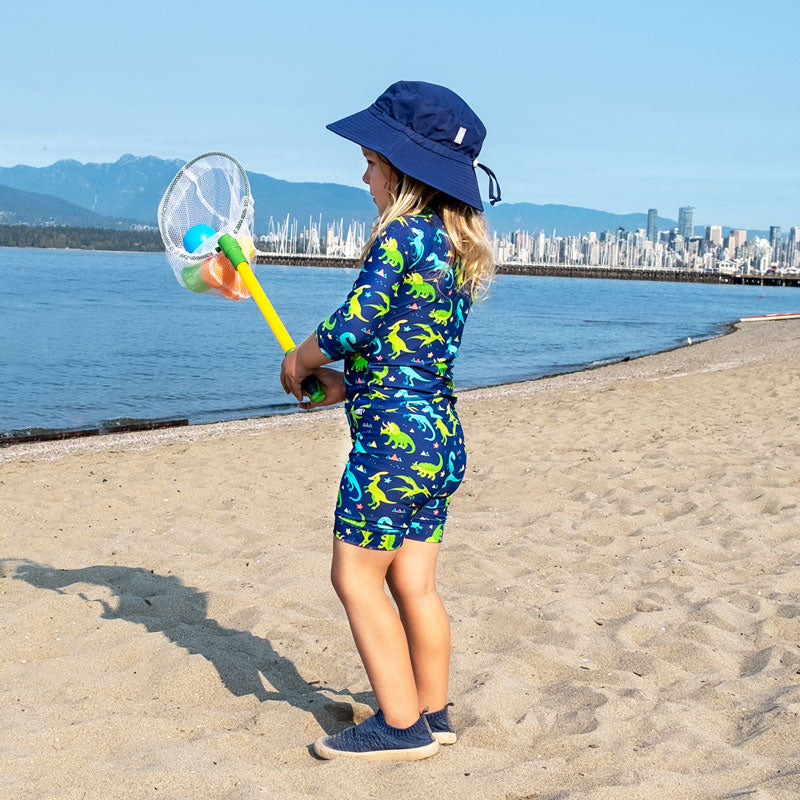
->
[[330, 559, 379, 606], [330, 561, 349, 601], [387, 569, 437, 604]]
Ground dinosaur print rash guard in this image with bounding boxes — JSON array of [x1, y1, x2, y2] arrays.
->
[[315, 212, 471, 404]]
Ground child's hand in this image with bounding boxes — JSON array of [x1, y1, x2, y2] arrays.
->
[[280, 336, 337, 406], [281, 350, 308, 400], [297, 367, 345, 410], [280, 348, 306, 400]]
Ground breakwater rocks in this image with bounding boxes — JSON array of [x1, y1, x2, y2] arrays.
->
[[254, 253, 359, 269], [253, 253, 800, 287]]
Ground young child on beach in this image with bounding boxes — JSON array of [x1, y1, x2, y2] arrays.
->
[[280, 80, 499, 761]]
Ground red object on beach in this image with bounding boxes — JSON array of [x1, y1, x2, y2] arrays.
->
[[739, 312, 800, 322]]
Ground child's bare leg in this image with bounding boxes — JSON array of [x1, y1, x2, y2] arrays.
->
[[386, 539, 450, 712], [330, 538, 420, 728]]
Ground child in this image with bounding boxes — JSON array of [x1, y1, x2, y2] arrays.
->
[[280, 80, 499, 761]]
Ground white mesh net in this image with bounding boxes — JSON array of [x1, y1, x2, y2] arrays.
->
[[158, 152, 255, 300]]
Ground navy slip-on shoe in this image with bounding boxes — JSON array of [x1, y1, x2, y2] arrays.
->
[[425, 704, 457, 745], [313, 710, 439, 761]]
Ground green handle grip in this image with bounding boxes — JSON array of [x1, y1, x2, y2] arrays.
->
[[301, 375, 326, 404], [217, 233, 247, 268]]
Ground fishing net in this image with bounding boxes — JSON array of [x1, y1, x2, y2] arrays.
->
[[158, 152, 255, 300]]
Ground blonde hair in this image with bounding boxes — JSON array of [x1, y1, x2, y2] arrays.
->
[[362, 158, 495, 299]]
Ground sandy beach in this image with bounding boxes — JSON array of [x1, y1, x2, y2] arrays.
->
[[1, 320, 798, 800]]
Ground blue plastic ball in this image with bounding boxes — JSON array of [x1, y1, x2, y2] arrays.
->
[[183, 224, 217, 253]]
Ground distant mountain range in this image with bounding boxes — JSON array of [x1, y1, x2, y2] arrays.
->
[[487, 203, 684, 238], [0, 154, 768, 239], [0, 155, 376, 233], [0, 184, 140, 228]]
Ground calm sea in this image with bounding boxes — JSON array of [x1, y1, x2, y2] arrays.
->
[[0, 248, 795, 434]]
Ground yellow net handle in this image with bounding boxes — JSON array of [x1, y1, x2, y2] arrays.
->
[[217, 234, 325, 403]]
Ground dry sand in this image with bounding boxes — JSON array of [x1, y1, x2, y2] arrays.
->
[[1, 321, 798, 800]]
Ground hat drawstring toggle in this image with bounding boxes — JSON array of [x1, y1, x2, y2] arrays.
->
[[476, 163, 502, 205]]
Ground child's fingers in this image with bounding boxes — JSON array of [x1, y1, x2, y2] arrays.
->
[[298, 395, 322, 410], [280, 350, 299, 395], [279, 363, 304, 400], [279, 362, 290, 394]]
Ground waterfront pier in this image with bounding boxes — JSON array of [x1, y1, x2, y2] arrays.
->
[[255, 252, 359, 269], [254, 252, 799, 287]]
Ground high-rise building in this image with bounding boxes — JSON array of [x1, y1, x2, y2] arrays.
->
[[678, 206, 695, 238], [732, 229, 747, 248], [769, 226, 782, 263], [705, 225, 723, 246], [647, 209, 658, 243], [786, 226, 800, 267], [533, 231, 546, 260]]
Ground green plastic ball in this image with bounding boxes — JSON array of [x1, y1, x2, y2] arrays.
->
[[182, 264, 210, 293]]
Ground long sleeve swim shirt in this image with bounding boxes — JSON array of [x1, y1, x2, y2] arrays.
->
[[315, 212, 472, 402]]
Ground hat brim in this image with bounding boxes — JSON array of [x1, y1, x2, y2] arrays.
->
[[327, 108, 484, 212]]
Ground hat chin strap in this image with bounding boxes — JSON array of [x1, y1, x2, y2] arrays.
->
[[476, 162, 502, 206]]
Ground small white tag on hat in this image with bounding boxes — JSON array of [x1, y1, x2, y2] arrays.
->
[[454, 127, 467, 145]]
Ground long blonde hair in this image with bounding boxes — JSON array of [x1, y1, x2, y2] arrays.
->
[[362, 159, 495, 299]]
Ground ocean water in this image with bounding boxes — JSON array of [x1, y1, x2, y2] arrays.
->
[[0, 248, 796, 434]]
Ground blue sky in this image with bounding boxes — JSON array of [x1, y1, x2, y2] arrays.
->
[[2, 0, 797, 229]]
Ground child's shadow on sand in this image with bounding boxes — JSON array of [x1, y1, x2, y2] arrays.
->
[[10, 559, 371, 736]]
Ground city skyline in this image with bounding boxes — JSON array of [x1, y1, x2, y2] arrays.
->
[[257, 205, 800, 275], [250, 197, 798, 245], [1, 1, 797, 229]]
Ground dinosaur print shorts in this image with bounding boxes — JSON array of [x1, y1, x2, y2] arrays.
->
[[333, 394, 467, 551]]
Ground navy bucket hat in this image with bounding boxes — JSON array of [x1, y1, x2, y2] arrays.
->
[[327, 80, 501, 212]]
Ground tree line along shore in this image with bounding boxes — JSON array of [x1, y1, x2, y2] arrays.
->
[[0, 225, 164, 252]]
